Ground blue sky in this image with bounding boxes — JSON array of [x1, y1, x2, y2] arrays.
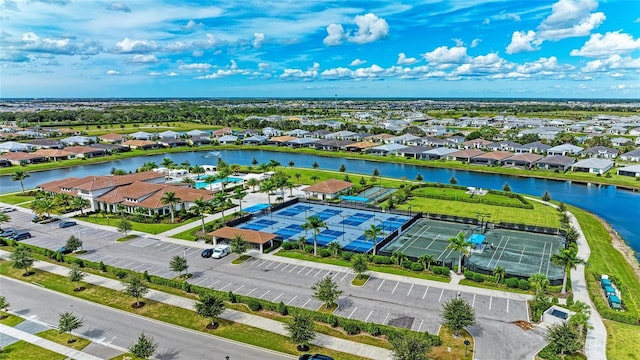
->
[[1, 0, 639, 98]]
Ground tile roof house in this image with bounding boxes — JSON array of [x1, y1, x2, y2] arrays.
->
[[446, 149, 485, 161], [99, 133, 126, 143], [33, 148, 75, 161], [302, 179, 353, 200], [212, 127, 233, 137], [470, 151, 514, 165], [619, 149, 640, 162], [570, 158, 614, 175], [122, 140, 159, 150], [64, 146, 108, 158], [208, 227, 277, 252], [535, 155, 575, 172], [345, 141, 378, 152], [617, 164, 640, 178], [502, 153, 543, 168], [0, 151, 46, 165], [547, 143, 583, 156], [582, 146, 619, 159]]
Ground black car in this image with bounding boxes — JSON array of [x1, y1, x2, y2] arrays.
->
[[59, 220, 77, 228], [201, 248, 214, 258], [298, 355, 334, 360], [0, 228, 17, 238], [9, 231, 32, 241]]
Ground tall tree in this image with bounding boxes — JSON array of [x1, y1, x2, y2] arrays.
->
[[442, 298, 476, 336], [446, 232, 471, 273], [68, 265, 86, 291], [417, 254, 436, 271], [123, 273, 149, 308], [194, 293, 226, 329], [294, 173, 302, 186], [246, 177, 260, 192], [259, 179, 276, 205], [493, 266, 506, 284], [11, 170, 30, 195], [391, 251, 408, 266], [545, 322, 581, 356], [117, 219, 132, 237], [169, 255, 189, 278], [11, 246, 34, 276], [285, 313, 316, 351], [129, 333, 158, 359], [311, 276, 343, 309], [528, 273, 550, 294], [551, 246, 584, 294], [65, 235, 83, 253], [232, 186, 248, 213], [58, 312, 84, 344], [230, 235, 248, 258], [191, 197, 210, 234], [328, 241, 341, 257], [160, 191, 181, 223], [213, 190, 229, 224], [71, 196, 90, 216], [351, 254, 369, 280], [302, 215, 327, 256], [390, 332, 432, 360], [363, 224, 385, 256]]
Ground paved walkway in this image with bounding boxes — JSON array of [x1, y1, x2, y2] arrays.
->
[[0, 323, 104, 360], [0, 250, 392, 360], [526, 197, 606, 360]]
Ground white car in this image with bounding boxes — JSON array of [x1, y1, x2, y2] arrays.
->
[[1, 207, 16, 213]]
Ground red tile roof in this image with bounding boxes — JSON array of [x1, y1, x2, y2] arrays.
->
[[208, 227, 277, 245], [302, 179, 353, 194]]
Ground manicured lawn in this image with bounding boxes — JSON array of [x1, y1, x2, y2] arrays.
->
[[0, 192, 36, 205], [0, 313, 25, 327], [351, 275, 369, 287], [604, 320, 640, 360], [412, 186, 529, 208], [0, 341, 66, 360], [116, 235, 138, 242], [403, 195, 561, 228], [430, 328, 474, 360], [0, 262, 368, 360], [75, 214, 198, 234], [36, 329, 91, 351]]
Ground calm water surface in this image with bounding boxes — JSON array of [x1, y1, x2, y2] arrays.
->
[[1, 149, 638, 259]]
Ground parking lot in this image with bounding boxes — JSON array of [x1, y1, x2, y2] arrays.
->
[[2, 210, 529, 334]]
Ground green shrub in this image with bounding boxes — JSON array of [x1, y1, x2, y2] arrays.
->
[[247, 300, 262, 312], [340, 252, 353, 261], [327, 315, 339, 327], [566, 295, 574, 306], [410, 262, 424, 272], [402, 260, 413, 269], [372, 255, 392, 264], [281, 241, 296, 250], [318, 249, 331, 258], [473, 273, 485, 283], [518, 279, 530, 290], [506, 278, 520, 288], [114, 270, 128, 279], [277, 301, 288, 316], [99, 261, 107, 272], [143, 270, 151, 282], [228, 291, 237, 303], [432, 266, 450, 276], [304, 245, 314, 253], [366, 323, 381, 336], [464, 270, 475, 279], [424, 331, 442, 346], [342, 321, 360, 335]]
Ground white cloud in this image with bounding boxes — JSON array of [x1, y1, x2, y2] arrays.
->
[[570, 31, 640, 57], [196, 59, 248, 79], [16, 31, 102, 55], [323, 23, 345, 46], [106, 2, 130, 12], [167, 72, 179, 77], [182, 20, 203, 31], [127, 54, 157, 63], [258, 62, 270, 70], [582, 55, 640, 72], [113, 37, 157, 53], [423, 46, 468, 65], [148, 71, 162, 76], [506, 30, 539, 54], [106, 69, 119, 75], [537, 0, 605, 41], [397, 52, 417, 65], [253, 32, 265, 48], [321, 67, 353, 79], [470, 38, 481, 48], [323, 13, 389, 46], [280, 62, 320, 80], [482, 18, 490, 25], [350, 58, 366, 66], [453, 38, 464, 47]]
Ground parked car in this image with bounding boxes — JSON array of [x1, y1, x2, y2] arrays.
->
[[0, 228, 17, 238], [57, 246, 71, 254], [211, 244, 230, 259], [9, 231, 32, 241], [298, 355, 334, 360], [1, 207, 16, 213], [201, 248, 214, 258], [59, 220, 77, 228]]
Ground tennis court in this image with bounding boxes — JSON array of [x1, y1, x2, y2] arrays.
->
[[235, 202, 410, 253], [380, 218, 565, 282]]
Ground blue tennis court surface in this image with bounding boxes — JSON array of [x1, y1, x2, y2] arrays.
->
[[243, 203, 270, 213], [339, 195, 370, 202], [230, 202, 411, 253]]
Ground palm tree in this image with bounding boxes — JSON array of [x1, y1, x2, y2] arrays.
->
[[231, 186, 247, 213], [551, 246, 585, 294], [260, 180, 276, 205], [161, 157, 175, 168], [363, 224, 385, 256], [446, 231, 471, 274], [54, 193, 74, 212], [310, 175, 320, 184], [285, 181, 295, 198], [11, 170, 29, 195], [202, 175, 217, 191], [328, 241, 341, 257], [493, 266, 506, 283], [191, 165, 205, 180], [311, 161, 319, 169], [71, 197, 90, 216], [138, 161, 157, 172], [417, 254, 436, 271], [31, 197, 56, 219], [391, 251, 408, 266], [216, 167, 231, 191], [230, 164, 241, 175], [302, 216, 327, 256], [294, 173, 302, 186], [191, 197, 210, 234], [182, 177, 196, 188], [246, 177, 260, 192], [213, 191, 229, 225], [160, 191, 181, 223], [528, 273, 550, 294]]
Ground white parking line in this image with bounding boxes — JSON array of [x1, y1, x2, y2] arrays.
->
[[281, 264, 290, 271], [219, 282, 233, 291], [193, 277, 209, 286], [297, 266, 307, 274], [506, 299, 510, 313], [472, 294, 476, 308], [131, 264, 147, 271], [322, 270, 332, 278], [347, 307, 358, 319], [489, 297, 493, 310], [252, 259, 264, 267], [383, 313, 390, 325], [272, 293, 284, 302], [305, 268, 314, 276], [314, 269, 324, 277], [286, 296, 298, 305], [438, 288, 444, 302], [302, 299, 311, 308], [391, 282, 399, 294], [234, 285, 244, 293], [407, 284, 414, 296], [259, 290, 270, 299], [158, 244, 174, 251], [418, 319, 424, 332], [340, 273, 349, 282], [331, 272, 340, 280], [423, 287, 429, 299], [209, 280, 221, 287], [245, 288, 257, 296], [376, 279, 386, 291], [364, 310, 374, 322], [272, 262, 282, 270], [288, 265, 298, 272]]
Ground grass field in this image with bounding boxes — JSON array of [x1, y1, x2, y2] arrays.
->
[[75, 214, 198, 234], [412, 186, 530, 208], [36, 329, 91, 351], [0, 313, 24, 327], [0, 341, 66, 360], [604, 320, 640, 360], [429, 328, 474, 360], [0, 193, 35, 205]]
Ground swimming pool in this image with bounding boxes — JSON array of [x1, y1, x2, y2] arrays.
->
[[195, 176, 243, 189]]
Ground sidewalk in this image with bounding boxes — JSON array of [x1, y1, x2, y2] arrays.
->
[[0, 250, 393, 360], [526, 197, 606, 360], [0, 323, 103, 360]]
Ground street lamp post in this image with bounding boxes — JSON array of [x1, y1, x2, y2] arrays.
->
[[341, 214, 346, 242], [408, 205, 412, 217]]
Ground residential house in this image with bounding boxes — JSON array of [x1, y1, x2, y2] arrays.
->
[[519, 126, 563, 140], [217, 135, 238, 145], [99, 133, 126, 143], [0, 141, 34, 153], [64, 146, 107, 158], [515, 141, 551, 154], [364, 133, 394, 143], [128, 131, 155, 140], [617, 164, 640, 178], [546, 143, 583, 156], [629, 127, 640, 136], [345, 141, 377, 152], [502, 153, 543, 168], [309, 130, 332, 138], [423, 125, 447, 136], [212, 127, 233, 137], [447, 149, 485, 162], [0, 159, 11, 168], [158, 130, 180, 139], [461, 139, 493, 149], [158, 138, 188, 148], [302, 179, 353, 200], [285, 129, 310, 137], [0, 151, 46, 165], [619, 149, 640, 162], [310, 139, 354, 151], [122, 140, 159, 150], [325, 131, 356, 140], [33, 149, 74, 161], [185, 129, 208, 138], [610, 137, 631, 147], [447, 136, 466, 144], [570, 158, 613, 175], [582, 146, 619, 159], [90, 143, 130, 153], [470, 151, 513, 165], [366, 143, 408, 156], [262, 127, 282, 137], [242, 135, 268, 145], [386, 134, 422, 145], [487, 141, 521, 152], [286, 137, 319, 148], [535, 155, 575, 172], [266, 135, 297, 146], [423, 147, 458, 160], [25, 139, 64, 149], [188, 136, 212, 146], [399, 146, 433, 159]]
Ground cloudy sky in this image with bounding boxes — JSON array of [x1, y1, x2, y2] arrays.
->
[[1, 0, 639, 98]]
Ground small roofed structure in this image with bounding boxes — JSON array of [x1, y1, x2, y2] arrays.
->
[[209, 227, 277, 252], [302, 179, 353, 200]]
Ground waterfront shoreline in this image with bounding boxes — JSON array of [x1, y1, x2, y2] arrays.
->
[[596, 215, 640, 281]]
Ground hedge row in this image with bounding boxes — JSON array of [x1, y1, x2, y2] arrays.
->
[[586, 271, 639, 325], [4, 240, 442, 343], [413, 183, 533, 209]]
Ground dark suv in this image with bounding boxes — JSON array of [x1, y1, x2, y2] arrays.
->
[[298, 355, 334, 360]]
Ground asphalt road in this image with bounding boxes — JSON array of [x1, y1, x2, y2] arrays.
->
[[1, 276, 295, 360]]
